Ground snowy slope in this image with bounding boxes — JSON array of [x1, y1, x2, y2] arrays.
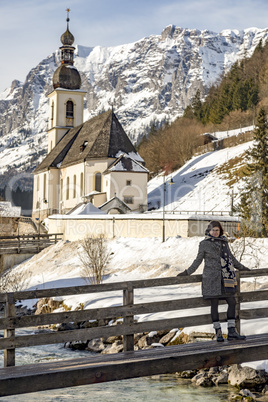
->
[[148, 140, 252, 213]]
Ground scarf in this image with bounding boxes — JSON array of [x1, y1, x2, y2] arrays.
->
[[205, 235, 237, 293]]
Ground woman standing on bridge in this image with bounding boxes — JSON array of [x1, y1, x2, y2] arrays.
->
[[177, 220, 250, 342]]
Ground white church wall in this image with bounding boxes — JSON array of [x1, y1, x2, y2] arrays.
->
[[47, 88, 86, 148], [48, 168, 60, 214], [48, 127, 67, 151], [60, 162, 85, 212], [107, 171, 148, 211], [48, 89, 85, 128], [84, 159, 112, 195], [32, 171, 49, 220]]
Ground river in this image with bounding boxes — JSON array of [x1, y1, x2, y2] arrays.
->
[[0, 330, 235, 401]]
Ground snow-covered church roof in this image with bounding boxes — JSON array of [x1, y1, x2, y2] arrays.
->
[[67, 202, 106, 215], [104, 154, 149, 174], [34, 110, 144, 173]]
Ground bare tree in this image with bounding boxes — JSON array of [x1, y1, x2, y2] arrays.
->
[[229, 237, 261, 268], [0, 268, 32, 293], [79, 235, 110, 285]]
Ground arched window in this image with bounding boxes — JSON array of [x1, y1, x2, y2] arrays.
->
[[51, 101, 54, 125], [66, 100, 74, 118], [95, 172, 102, 192], [66, 177, 70, 200], [66, 100, 74, 127], [37, 176, 40, 191], [80, 172, 83, 196], [43, 174, 47, 200], [73, 175, 76, 198], [60, 179, 63, 201]]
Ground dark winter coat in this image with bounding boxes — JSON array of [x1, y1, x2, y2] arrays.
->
[[186, 237, 248, 298]]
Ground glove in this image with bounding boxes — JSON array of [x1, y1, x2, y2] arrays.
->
[[177, 270, 188, 276]]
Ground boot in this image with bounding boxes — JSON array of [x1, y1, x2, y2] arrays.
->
[[215, 327, 224, 342], [227, 327, 246, 341]]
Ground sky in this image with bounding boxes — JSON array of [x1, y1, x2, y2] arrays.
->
[[0, 0, 268, 93]]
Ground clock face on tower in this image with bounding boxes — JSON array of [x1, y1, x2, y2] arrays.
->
[[66, 117, 74, 127]]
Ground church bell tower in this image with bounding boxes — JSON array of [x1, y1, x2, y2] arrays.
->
[[48, 9, 86, 152]]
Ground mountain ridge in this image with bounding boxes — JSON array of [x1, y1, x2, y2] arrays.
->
[[0, 25, 268, 190]]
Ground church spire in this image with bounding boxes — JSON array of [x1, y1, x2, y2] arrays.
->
[[66, 8, 70, 28], [60, 8, 75, 64], [52, 9, 81, 90]]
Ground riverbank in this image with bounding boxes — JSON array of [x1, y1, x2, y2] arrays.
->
[[2, 236, 268, 400]]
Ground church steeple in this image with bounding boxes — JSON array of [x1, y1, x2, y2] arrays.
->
[[52, 9, 81, 90], [60, 9, 75, 65], [48, 9, 86, 152]]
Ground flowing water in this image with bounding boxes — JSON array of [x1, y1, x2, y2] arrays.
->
[[0, 329, 235, 401], [0, 376, 234, 401]]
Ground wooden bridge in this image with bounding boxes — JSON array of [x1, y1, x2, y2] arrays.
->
[[0, 233, 63, 271], [0, 233, 63, 255], [0, 268, 268, 397]]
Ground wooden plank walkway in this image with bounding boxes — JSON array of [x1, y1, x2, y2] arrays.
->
[[1, 334, 268, 397]]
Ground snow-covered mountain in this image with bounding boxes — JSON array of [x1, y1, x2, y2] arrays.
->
[[0, 25, 267, 189]]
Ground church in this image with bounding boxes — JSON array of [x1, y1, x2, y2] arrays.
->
[[32, 13, 148, 220]]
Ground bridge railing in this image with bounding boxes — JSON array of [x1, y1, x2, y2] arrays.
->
[[0, 268, 268, 367], [0, 233, 63, 253]]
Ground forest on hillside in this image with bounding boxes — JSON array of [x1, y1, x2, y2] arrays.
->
[[138, 39, 268, 177]]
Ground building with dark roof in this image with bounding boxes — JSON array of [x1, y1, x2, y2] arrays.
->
[[32, 13, 148, 219]]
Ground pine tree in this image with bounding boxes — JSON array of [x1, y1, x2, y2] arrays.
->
[[192, 90, 203, 120], [237, 108, 268, 236]]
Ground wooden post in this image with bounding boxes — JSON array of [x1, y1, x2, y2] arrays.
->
[[17, 235, 21, 254], [123, 283, 134, 352], [236, 272, 241, 334], [4, 293, 16, 367]]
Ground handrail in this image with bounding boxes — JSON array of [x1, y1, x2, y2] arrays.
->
[[1, 268, 268, 367], [0, 233, 63, 240], [0, 268, 267, 303], [0, 234, 63, 254], [147, 210, 237, 216]]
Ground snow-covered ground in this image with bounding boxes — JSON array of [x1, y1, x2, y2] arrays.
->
[[148, 139, 252, 213], [6, 137, 268, 371]]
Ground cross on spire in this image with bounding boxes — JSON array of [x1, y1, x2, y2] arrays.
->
[[66, 8, 70, 26]]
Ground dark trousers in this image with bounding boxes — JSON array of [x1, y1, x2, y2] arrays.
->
[[210, 296, 236, 322]]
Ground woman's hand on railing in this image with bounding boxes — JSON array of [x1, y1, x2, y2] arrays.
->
[[177, 270, 188, 276]]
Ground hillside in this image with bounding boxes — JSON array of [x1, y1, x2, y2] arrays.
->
[[185, 39, 268, 125], [138, 38, 268, 177], [147, 130, 253, 213]]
